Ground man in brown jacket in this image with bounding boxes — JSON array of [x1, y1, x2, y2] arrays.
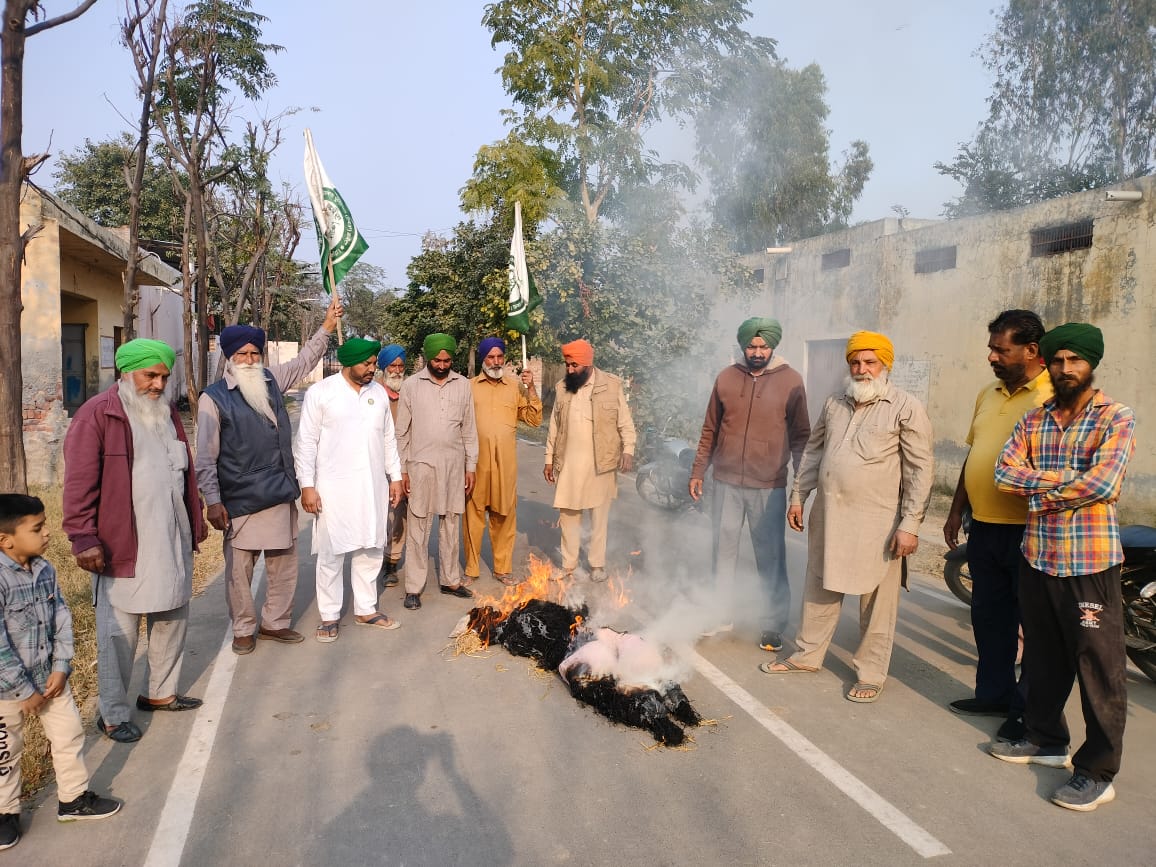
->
[[690, 317, 810, 651], [544, 339, 636, 581]]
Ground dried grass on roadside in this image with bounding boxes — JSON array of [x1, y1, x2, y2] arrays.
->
[[18, 485, 224, 798]]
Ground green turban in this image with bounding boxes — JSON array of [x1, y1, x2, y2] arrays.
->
[[1039, 322, 1104, 369], [115, 338, 175, 373], [422, 333, 457, 360], [336, 338, 381, 367], [737, 317, 782, 349]]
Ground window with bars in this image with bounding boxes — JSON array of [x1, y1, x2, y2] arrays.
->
[[821, 248, 850, 270], [1030, 220, 1093, 256], [752, 268, 765, 283], [914, 245, 957, 274]]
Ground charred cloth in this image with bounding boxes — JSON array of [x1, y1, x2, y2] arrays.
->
[[477, 598, 587, 672], [566, 677, 701, 746]]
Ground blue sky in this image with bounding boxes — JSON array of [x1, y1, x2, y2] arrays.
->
[[23, 1, 996, 286]]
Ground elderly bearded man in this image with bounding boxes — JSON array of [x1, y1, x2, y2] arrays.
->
[[395, 334, 479, 610], [63, 339, 207, 743], [544, 339, 636, 582], [196, 296, 343, 655], [375, 344, 409, 588], [761, 331, 934, 704], [690, 317, 810, 650], [990, 323, 1135, 812], [464, 338, 542, 586], [295, 338, 405, 642]]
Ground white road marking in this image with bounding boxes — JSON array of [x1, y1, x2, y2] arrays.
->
[[691, 650, 952, 859], [910, 580, 969, 607], [143, 561, 265, 867]]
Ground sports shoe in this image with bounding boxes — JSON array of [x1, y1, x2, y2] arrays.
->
[[988, 739, 1071, 767], [996, 714, 1026, 743], [0, 813, 19, 850], [1051, 773, 1116, 812], [759, 631, 783, 652], [950, 697, 1011, 717], [57, 791, 122, 822]]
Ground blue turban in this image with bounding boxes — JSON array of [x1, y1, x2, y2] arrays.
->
[[219, 325, 266, 359], [378, 344, 406, 368], [477, 337, 506, 363]]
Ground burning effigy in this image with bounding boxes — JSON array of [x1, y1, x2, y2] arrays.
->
[[458, 557, 702, 746]]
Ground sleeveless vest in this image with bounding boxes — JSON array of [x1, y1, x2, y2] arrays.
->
[[204, 373, 299, 518]]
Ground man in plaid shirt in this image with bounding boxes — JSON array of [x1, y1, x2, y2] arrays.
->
[[989, 322, 1135, 812]]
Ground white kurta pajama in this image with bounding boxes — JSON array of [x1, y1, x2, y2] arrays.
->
[[295, 374, 402, 621]]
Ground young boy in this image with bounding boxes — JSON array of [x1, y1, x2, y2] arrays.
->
[[0, 494, 122, 850]]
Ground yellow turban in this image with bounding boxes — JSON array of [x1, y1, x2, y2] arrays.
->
[[845, 331, 894, 369]]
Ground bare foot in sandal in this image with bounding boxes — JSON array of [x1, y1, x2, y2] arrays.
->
[[758, 659, 819, 674]]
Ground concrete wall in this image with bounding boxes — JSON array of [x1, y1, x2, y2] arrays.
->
[[749, 175, 1156, 518]]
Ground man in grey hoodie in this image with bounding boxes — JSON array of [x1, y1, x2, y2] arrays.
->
[[690, 317, 810, 651]]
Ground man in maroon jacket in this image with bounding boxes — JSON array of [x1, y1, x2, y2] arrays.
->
[[63, 339, 207, 743], [690, 317, 810, 651]]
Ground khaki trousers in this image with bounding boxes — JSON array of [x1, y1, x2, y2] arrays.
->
[[404, 512, 462, 593], [386, 501, 407, 564], [463, 500, 516, 578], [225, 543, 298, 638], [788, 560, 903, 686], [0, 684, 90, 812], [558, 502, 611, 571]]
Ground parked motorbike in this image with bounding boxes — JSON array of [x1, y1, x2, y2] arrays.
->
[[942, 522, 1156, 684], [634, 421, 701, 512]]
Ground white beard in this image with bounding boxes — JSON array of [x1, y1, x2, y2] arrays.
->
[[227, 360, 276, 422], [845, 370, 890, 404], [384, 373, 405, 392], [119, 377, 174, 439], [482, 365, 505, 381]]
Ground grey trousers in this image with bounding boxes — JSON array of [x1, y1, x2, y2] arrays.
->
[[225, 543, 298, 637], [710, 482, 790, 632], [94, 577, 188, 725], [404, 511, 462, 593]]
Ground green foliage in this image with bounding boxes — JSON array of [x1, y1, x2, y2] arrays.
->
[[481, 0, 774, 223], [52, 134, 182, 261], [460, 130, 567, 227], [937, 0, 1156, 217], [337, 262, 393, 340], [695, 57, 873, 250]]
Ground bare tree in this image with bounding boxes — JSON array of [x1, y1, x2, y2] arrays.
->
[[120, 0, 168, 340], [0, 0, 99, 492]]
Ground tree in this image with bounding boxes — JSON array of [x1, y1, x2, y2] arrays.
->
[[336, 262, 392, 340], [695, 57, 873, 250], [481, 0, 774, 224], [937, 0, 1156, 217], [0, 0, 99, 492]]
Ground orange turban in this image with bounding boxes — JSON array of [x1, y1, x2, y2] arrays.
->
[[845, 331, 895, 368], [562, 339, 594, 366]]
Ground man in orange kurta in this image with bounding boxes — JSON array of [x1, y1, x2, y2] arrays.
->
[[464, 338, 542, 585]]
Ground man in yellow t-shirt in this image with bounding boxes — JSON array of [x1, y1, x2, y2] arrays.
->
[[944, 310, 1052, 741]]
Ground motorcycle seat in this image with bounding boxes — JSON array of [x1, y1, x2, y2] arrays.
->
[[1120, 524, 1156, 550]]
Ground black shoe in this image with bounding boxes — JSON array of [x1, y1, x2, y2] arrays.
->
[[57, 791, 122, 822], [440, 583, 474, 599], [135, 694, 203, 712], [759, 631, 783, 652], [949, 697, 1011, 717], [0, 813, 19, 850], [379, 559, 401, 588], [96, 716, 142, 743], [383, 573, 400, 588], [997, 714, 1027, 743], [404, 593, 422, 610]]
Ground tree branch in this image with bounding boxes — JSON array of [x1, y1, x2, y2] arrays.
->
[[26, 0, 98, 36]]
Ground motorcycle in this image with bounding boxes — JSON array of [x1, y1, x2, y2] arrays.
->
[[942, 522, 1156, 684], [634, 421, 701, 512]]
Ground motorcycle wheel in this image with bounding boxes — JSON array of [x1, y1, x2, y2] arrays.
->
[[944, 559, 973, 606], [1126, 648, 1156, 685], [635, 467, 683, 511]]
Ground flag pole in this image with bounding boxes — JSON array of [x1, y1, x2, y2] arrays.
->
[[521, 334, 527, 370], [327, 258, 344, 345]]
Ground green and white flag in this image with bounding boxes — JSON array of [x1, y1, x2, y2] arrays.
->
[[303, 128, 368, 295], [506, 200, 541, 333]]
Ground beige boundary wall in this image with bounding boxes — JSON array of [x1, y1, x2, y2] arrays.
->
[[747, 175, 1156, 519]]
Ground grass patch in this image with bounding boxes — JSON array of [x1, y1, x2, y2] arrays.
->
[[18, 483, 224, 799]]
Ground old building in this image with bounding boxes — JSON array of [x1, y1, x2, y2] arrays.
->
[[20, 183, 187, 486], [748, 175, 1155, 516]]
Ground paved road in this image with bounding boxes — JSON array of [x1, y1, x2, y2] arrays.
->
[[20, 435, 1156, 866]]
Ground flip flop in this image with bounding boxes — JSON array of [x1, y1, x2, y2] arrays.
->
[[316, 622, 339, 643], [356, 613, 401, 631], [846, 682, 883, 703], [495, 573, 520, 587], [758, 659, 819, 674]]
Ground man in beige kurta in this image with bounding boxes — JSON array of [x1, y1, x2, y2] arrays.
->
[[196, 298, 343, 654], [763, 331, 933, 702], [465, 337, 542, 585], [544, 339, 636, 581], [395, 333, 479, 608]]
